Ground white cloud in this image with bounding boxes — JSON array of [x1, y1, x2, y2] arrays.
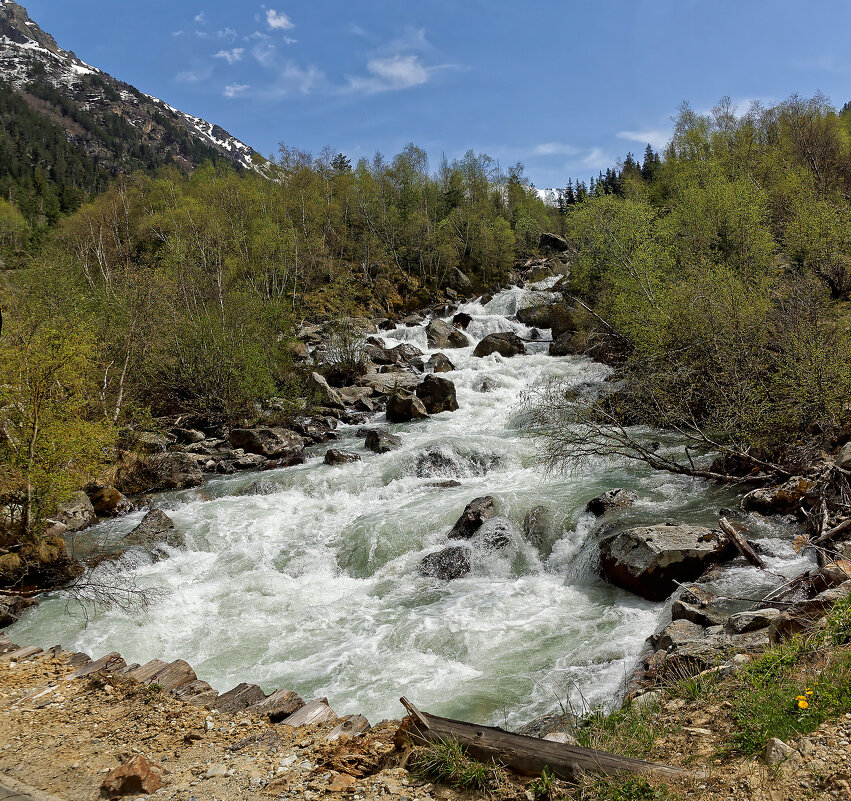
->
[[171, 30, 184, 37], [348, 54, 431, 94], [176, 65, 212, 84], [252, 41, 278, 68], [266, 9, 295, 31], [616, 129, 671, 151], [349, 23, 367, 37], [533, 142, 579, 157], [194, 12, 205, 23], [581, 147, 612, 170], [197, 26, 237, 41], [215, 48, 245, 64], [224, 83, 250, 98]]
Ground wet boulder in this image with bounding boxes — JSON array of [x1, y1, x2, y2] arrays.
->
[[599, 524, 734, 601], [586, 488, 638, 517], [420, 546, 471, 580], [671, 584, 728, 627], [357, 372, 422, 395], [228, 427, 305, 459], [0, 595, 25, 627], [516, 303, 565, 330], [324, 449, 361, 466], [309, 372, 346, 409], [125, 510, 181, 549], [427, 353, 455, 373], [523, 505, 554, 552], [473, 332, 526, 358], [415, 444, 461, 478], [741, 477, 816, 516], [415, 375, 459, 414], [85, 483, 133, 518], [387, 342, 424, 364], [426, 319, 468, 349], [452, 312, 473, 330], [138, 452, 204, 492], [448, 496, 497, 539], [364, 429, 402, 454], [55, 491, 98, 532], [386, 392, 429, 423], [475, 376, 497, 393], [478, 517, 516, 549]]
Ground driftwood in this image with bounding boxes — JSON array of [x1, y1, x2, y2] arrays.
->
[[719, 517, 766, 569], [398, 697, 684, 782]]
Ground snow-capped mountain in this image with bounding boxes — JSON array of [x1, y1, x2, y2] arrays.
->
[[0, 0, 259, 173]]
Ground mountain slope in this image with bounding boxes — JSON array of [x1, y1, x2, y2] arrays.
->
[[0, 1, 262, 226]]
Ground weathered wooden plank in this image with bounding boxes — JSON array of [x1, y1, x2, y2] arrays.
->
[[281, 699, 337, 727], [127, 659, 168, 684], [326, 714, 370, 741], [719, 517, 765, 569], [398, 697, 683, 782], [68, 652, 125, 679]]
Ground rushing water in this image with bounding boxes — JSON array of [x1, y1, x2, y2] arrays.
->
[[9, 280, 808, 728]]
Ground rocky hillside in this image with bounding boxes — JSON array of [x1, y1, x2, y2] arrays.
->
[[0, 1, 261, 224]]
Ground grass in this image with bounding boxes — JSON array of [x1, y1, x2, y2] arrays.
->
[[574, 700, 668, 759], [723, 593, 851, 756], [410, 737, 510, 795], [575, 774, 675, 801]]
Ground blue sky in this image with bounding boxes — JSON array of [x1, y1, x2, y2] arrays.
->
[[24, 0, 851, 188]]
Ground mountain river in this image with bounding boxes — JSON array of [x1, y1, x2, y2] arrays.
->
[[9, 279, 808, 728]]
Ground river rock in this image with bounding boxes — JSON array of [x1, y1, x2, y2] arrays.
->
[[150, 452, 204, 491], [415, 375, 459, 414], [249, 688, 305, 722], [741, 477, 816, 516], [448, 496, 497, 539], [427, 353, 455, 373], [671, 584, 727, 627], [586, 489, 638, 516], [420, 546, 471, 580], [478, 517, 515, 548], [599, 524, 734, 601], [324, 449, 361, 465], [228, 427, 305, 460], [213, 682, 266, 713], [726, 608, 781, 634], [476, 377, 497, 393], [426, 319, 468, 349], [133, 431, 173, 454], [387, 343, 424, 364], [125, 510, 180, 549], [473, 332, 526, 358], [357, 372, 421, 395], [0, 596, 24, 627], [386, 392, 429, 423], [309, 372, 346, 409], [837, 442, 851, 470], [102, 755, 165, 797], [364, 429, 402, 454], [85, 483, 132, 517], [452, 312, 473, 329], [55, 491, 98, 532]]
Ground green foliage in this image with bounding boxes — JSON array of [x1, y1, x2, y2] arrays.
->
[[575, 701, 667, 759], [410, 737, 509, 795], [0, 318, 116, 537], [530, 766, 557, 801], [582, 774, 673, 801]]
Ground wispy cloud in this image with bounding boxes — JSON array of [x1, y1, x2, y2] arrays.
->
[[266, 9, 295, 31], [215, 48, 245, 64], [616, 129, 670, 150], [581, 147, 612, 170], [171, 30, 184, 37], [196, 27, 237, 41], [175, 65, 213, 84], [349, 23, 367, 37], [224, 83, 250, 98], [194, 12, 205, 24], [533, 142, 579, 157], [348, 54, 432, 93]]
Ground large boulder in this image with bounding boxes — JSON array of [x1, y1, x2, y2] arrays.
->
[[426, 319, 468, 349], [55, 491, 98, 532], [387, 343, 424, 364], [85, 483, 132, 517], [143, 452, 203, 492], [599, 524, 734, 601], [419, 546, 471, 580], [549, 332, 581, 357], [516, 304, 574, 335], [448, 496, 497, 539], [415, 375, 459, 414], [125, 510, 181, 549], [324, 449, 361, 466], [357, 372, 421, 396], [452, 312, 473, 330], [0, 595, 25, 627], [228, 427, 305, 460], [473, 332, 526, 358], [101, 756, 165, 797], [386, 393, 429, 423], [309, 372, 345, 409], [523, 506, 554, 552], [364, 429, 402, 454], [540, 232, 569, 252], [837, 442, 851, 470], [670, 585, 728, 627], [447, 267, 473, 293]]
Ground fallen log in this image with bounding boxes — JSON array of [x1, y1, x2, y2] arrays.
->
[[398, 697, 684, 782], [719, 517, 766, 569]]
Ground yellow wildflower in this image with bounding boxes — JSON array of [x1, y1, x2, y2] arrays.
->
[[806, 690, 813, 696], [798, 699, 809, 709]]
